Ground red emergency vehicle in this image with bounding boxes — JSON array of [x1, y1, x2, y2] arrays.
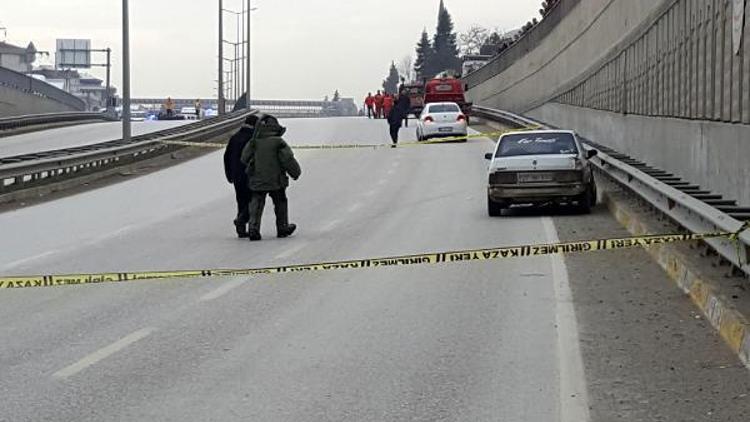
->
[[423, 76, 472, 121]]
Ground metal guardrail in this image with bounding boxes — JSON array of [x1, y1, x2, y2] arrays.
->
[[0, 110, 255, 196], [0, 66, 86, 111], [473, 105, 749, 276], [0, 111, 113, 132]]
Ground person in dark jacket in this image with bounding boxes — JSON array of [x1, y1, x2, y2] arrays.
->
[[388, 90, 411, 147], [224, 115, 258, 238], [241, 114, 302, 241]]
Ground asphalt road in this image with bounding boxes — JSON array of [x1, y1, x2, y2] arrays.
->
[[1, 117, 748, 421], [0, 120, 189, 158]]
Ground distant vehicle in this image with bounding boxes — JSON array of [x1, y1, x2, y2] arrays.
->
[[416, 102, 468, 142], [423, 76, 472, 121], [402, 83, 425, 116], [129, 110, 147, 122], [484, 130, 598, 216], [179, 107, 198, 120]]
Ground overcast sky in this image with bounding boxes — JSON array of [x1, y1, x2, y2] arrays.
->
[[2, 0, 540, 101]]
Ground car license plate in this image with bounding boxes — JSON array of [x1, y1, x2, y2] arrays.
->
[[517, 172, 554, 183], [438, 127, 452, 133]]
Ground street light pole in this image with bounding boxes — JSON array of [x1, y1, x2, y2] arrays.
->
[[218, 0, 225, 115], [122, 0, 131, 141], [246, 2, 252, 110]]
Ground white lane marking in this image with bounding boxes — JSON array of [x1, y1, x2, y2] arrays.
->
[[377, 179, 387, 186], [53, 327, 156, 379], [1, 250, 60, 271], [387, 168, 396, 175], [542, 217, 590, 422], [319, 219, 341, 232], [347, 202, 363, 213], [363, 189, 377, 197], [199, 278, 247, 302], [274, 241, 309, 260]]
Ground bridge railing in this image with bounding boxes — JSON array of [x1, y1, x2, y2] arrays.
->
[[0, 66, 86, 112]]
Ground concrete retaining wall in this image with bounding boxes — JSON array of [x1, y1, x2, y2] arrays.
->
[[0, 86, 79, 117], [465, 0, 667, 112], [466, 0, 750, 205], [529, 102, 750, 206]]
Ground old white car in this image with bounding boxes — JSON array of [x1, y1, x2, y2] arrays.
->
[[484, 130, 598, 216]]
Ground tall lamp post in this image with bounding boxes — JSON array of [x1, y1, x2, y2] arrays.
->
[[122, 0, 131, 141], [218, 0, 225, 115]]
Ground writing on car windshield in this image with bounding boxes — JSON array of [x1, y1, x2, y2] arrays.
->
[[496, 133, 578, 157]]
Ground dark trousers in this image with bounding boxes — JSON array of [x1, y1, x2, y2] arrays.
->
[[403, 114, 409, 127], [248, 189, 289, 233], [367, 106, 373, 118], [389, 124, 401, 144], [233, 180, 251, 224]]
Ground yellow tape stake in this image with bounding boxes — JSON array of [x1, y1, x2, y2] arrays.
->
[[0, 231, 730, 290]]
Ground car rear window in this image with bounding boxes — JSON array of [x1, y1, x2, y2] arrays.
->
[[496, 133, 578, 157], [427, 104, 460, 113]]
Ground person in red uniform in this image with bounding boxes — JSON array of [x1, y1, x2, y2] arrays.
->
[[374, 91, 384, 119], [382, 94, 394, 119], [364, 93, 375, 119]]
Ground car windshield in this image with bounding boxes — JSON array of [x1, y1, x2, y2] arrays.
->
[[428, 104, 460, 113], [496, 133, 578, 157]]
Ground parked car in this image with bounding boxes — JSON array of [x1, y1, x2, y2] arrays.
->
[[484, 130, 598, 216], [416, 102, 468, 142]]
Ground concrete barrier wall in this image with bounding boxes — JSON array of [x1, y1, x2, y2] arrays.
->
[[466, 0, 750, 204], [465, 0, 667, 112], [0, 85, 76, 117], [529, 102, 750, 206]]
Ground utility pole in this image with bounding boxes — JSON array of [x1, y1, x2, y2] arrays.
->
[[105, 48, 112, 110], [218, 0, 225, 115], [246, 2, 252, 110], [122, 0, 131, 141]]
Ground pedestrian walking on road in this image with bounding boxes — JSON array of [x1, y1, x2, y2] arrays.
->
[[241, 114, 302, 241], [224, 115, 258, 238], [364, 93, 375, 119], [194, 99, 202, 120], [388, 91, 410, 148], [374, 91, 384, 119], [396, 89, 411, 128]]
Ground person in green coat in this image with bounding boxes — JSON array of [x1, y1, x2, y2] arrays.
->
[[240, 114, 302, 241]]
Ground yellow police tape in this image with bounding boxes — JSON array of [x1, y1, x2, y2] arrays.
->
[[0, 231, 737, 290], [161, 130, 511, 150]]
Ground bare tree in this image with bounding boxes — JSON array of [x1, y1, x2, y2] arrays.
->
[[397, 55, 415, 83], [459, 25, 490, 56]]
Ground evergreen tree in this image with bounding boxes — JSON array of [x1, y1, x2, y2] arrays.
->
[[414, 28, 435, 80], [332, 90, 340, 102], [432, 0, 461, 76], [382, 62, 401, 94]]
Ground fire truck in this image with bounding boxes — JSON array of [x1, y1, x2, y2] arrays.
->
[[405, 73, 472, 121]]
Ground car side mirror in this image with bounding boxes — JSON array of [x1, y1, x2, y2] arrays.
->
[[586, 149, 598, 159], [484, 153, 493, 160]]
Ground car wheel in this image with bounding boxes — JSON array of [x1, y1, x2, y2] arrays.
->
[[488, 197, 506, 217], [574, 186, 595, 214]]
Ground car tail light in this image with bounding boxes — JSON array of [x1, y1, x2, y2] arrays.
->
[[423, 116, 434, 123], [457, 114, 466, 122], [490, 172, 517, 184]]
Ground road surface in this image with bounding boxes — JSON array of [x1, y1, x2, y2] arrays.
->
[[0, 120, 189, 158], [1, 117, 748, 421]]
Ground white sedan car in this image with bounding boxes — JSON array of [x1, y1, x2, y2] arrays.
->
[[416, 102, 468, 142], [484, 130, 598, 216]]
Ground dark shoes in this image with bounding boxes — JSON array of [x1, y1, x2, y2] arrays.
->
[[277, 224, 297, 239], [248, 229, 262, 241], [234, 220, 249, 238], [245, 224, 296, 241]]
